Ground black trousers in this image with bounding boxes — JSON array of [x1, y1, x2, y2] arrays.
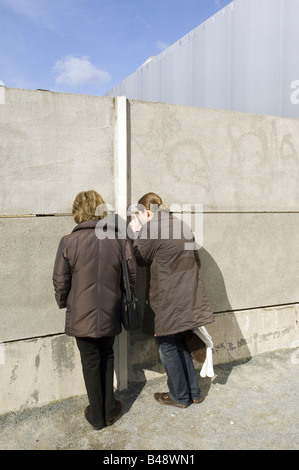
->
[[76, 336, 118, 428]]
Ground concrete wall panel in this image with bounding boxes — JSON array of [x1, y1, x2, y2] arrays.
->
[[0, 335, 85, 415], [0, 88, 115, 215], [128, 100, 299, 211], [1, 303, 296, 415], [127, 304, 298, 383], [208, 305, 298, 364], [0, 216, 75, 342], [198, 213, 299, 312]]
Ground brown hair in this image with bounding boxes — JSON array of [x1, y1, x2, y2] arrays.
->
[[72, 190, 106, 224], [137, 192, 163, 212]]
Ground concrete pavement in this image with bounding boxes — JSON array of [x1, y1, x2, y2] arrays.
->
[[0, 348, 298, 451]]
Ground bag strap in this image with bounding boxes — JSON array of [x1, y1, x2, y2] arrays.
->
[[116, 234, 132, 302]]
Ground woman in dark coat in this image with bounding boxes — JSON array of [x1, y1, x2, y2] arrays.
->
[[132, 192, 214, 408], [53, 190, 136, 429]]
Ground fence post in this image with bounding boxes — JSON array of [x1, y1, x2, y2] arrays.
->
[[114, 96, 128, 391]]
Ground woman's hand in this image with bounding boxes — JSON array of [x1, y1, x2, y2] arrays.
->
[[129, 215, 142, 233]]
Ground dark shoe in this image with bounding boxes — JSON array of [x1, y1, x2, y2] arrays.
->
[[105, 400, 122, 426], [154, 392, 189, 408], [84, 406, 105, 431], [193, 397, 204, 404]]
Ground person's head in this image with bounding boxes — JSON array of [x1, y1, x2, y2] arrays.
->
[[72, 190, 106, 224], [137, 192, 163, 224]]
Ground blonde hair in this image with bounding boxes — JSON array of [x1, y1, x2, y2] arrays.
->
[[72, 190, 106, 224]]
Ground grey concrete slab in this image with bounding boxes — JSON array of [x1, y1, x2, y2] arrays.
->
[[0, 349, 297, 450], [199, 213, 299, 312], [0, 89, 115, 215], [1, 306, 297, 415], [129, 100, 299, 211], [0, 335, 86, 415], [0, 216, 75, 341]]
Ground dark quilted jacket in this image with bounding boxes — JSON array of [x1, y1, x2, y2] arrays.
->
[[133, 211, 214, 336], [53, 218, 137, 338]]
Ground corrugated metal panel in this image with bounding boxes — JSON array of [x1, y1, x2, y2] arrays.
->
[[105, 0, 299, 119]]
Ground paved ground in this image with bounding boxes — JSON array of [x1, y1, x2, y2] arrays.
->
[[0, 349, 298, 451]]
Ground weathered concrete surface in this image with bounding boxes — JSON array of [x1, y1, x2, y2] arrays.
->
[[0, 216, 75, 341], [1, 305, 297, 416], [128, 304, 298, 383], [0, 349, 298, 451], [200, 213, 299, 312], [2, 212, 298, 343], [0, 335, 85, 416], [128, 100, 299, 211], [0, 88, 115, 215]]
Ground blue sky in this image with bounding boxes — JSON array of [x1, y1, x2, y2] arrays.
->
[[0, 0, 231, 96]]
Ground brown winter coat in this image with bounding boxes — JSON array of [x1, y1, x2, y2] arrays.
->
[[133, 210, 214, 336], [53, 218, 137, 338]]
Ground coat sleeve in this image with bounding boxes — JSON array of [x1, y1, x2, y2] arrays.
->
[[124, 239, 137, 292], [52, 236, 71, 309], [133, 234, 159, 266]]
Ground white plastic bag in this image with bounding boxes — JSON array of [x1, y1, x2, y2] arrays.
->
[[192, 326, 214, 378]]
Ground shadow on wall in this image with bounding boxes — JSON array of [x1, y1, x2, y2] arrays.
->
[[199, 247, 232, 313], [198, 247, 252, 390], [128, 266, 164, 382]]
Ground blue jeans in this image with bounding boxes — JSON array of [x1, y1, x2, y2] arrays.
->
[[156, 333, 201, 406]]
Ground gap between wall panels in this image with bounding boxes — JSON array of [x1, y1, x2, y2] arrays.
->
[[1, 211, 298, 219], [2, 302, 298, 344]]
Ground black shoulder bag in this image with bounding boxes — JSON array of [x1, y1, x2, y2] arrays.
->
[[118, 238, 141, 331]]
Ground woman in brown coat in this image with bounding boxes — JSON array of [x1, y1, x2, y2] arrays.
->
[[132, 192, 214, 408], [53, 190, 137, 430]]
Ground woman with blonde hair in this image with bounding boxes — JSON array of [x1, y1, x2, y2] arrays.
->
[[53, 190, 136, 430], [132, 192, 214, 408]]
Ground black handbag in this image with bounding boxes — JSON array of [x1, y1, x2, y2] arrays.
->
[[182, 330, 206, 363], [118, 237, 141, 331]]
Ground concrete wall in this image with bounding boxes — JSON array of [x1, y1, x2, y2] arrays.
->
[[0, 88, 117, 414], [128, 101, 299, 211], [0, 87, 298, 414], [126, 99, 299, 382], [0, 88, 116, 343], [0, 88, 115, 216]]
